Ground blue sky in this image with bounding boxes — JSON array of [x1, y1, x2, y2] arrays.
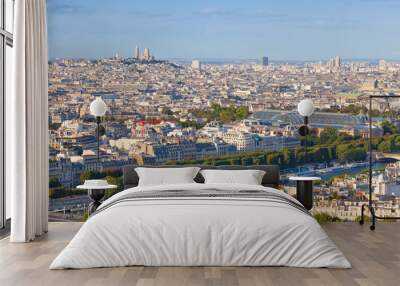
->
[[47, 0, 400, 60]]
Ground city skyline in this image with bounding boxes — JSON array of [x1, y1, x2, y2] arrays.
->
[[47, 0, 400, 60], [48, 56, 400, 221]]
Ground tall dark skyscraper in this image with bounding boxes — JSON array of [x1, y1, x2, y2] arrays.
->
[[134, 46, 140, 59], [261, 56, 269, 66]]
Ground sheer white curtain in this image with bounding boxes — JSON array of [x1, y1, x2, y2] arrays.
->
[[7, 0, 49, 242]]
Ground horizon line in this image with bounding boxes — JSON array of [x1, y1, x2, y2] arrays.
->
[[49, 56, 400, 63]]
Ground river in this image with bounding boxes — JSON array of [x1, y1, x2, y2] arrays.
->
[[282, 162, 387, 181]]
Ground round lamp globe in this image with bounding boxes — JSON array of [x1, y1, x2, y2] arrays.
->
[[90, 97, 107, 117], [297, 99, 314, 117]]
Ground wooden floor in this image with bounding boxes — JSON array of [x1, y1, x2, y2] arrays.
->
[[0, 222, 399, 286]]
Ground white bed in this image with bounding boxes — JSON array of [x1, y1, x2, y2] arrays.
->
[[50, 183, 351, 269]]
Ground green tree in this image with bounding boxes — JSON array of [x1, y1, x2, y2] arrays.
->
[[351, 147, 367, 161], [266, 153, 282, 165], [392, 135, 400, 151], [295, 148, 305, 164], [229, 157, 242, 165], [219, 110, 235, 123], [80, 171, 105, 184], [308, 148, 321, 163], [49, 187, 86, 199], [313, 212, 342, 224], [49, 176, 61, 188], [180, 120, 205, 129], [211, 103, 222, 113], [319, 127, 338, 144], [320, 147, 333, 163], [234, 106, 249, 120], [241, 157, 253, 166], [215, 159, 231, 166], [49, 122, 62, 130], [337, 145, 366, 163], [104, 176, 123, 198], [336, 144, 350, 163], [378, 140, 392, 153], [254, 154, 267, 165], [161, 106, 174, 116], [381, 121, 397, 135], [282, 148, 295, 167]]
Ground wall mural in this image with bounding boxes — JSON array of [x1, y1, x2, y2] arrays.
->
[[46, 0, 400, 222]]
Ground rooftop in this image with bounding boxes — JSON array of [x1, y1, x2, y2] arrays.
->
[[253, 110, 368, 127]]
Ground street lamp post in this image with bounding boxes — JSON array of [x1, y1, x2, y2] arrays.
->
[[89, 97, 107, 163], [297, 99, 315, 163]]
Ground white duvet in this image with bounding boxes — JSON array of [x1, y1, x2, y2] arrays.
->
[[50, 183, 351, 269]]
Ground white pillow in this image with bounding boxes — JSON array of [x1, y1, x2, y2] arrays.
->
[[136, 167, 201, 186], [200, 169, 265, 185]]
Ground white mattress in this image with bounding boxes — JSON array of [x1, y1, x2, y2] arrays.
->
[[50, 183, 351, 269]]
